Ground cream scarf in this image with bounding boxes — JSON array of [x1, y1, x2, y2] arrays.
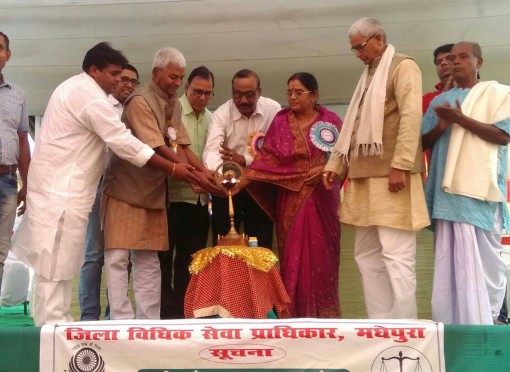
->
[[443, 81, 510, 202], [333, 44, 395, 161]]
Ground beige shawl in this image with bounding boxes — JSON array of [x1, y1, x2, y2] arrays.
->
[[333, 44, 395, 161]]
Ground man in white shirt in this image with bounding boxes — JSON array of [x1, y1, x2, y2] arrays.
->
[[78, 63, 140, 321], [11, 42, 199, 326], [203, 69, 281, 248]]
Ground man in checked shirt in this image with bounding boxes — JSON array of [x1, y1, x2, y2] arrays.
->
[[0, 31, 31, 293]]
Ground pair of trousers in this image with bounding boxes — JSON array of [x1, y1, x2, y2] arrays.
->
[[354, 225, 417, 319], [159, 201, 209, 319], [33, 274, 73, 326], [211, 190, 273, 248], [78, 189, 109, 320], [105, 248, 160, 320], [0, 173, 18, 291]]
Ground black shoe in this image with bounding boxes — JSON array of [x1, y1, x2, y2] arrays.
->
[[494, 316, 509, 325]]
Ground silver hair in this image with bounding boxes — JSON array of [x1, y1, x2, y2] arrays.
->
[[454, 41, 483, 79], [152, 47, 186, 70], [455, 41, 482, 59], [348, 17, 387, 43]]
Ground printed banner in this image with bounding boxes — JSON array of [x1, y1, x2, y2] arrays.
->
[[40, 318, 445, 372]]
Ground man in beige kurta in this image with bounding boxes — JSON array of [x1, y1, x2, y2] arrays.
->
[[102, 47, 219, 320], [323, 17, 429, 319]]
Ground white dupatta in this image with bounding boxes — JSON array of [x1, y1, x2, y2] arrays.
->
[[443, 81, 510, 202]]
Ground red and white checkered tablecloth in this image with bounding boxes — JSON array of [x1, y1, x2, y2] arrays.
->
[[184, 246, 291, 319]]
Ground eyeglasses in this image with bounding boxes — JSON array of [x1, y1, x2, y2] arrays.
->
[[351, 33, 377, 53], [286, 90, 312, 98], [232, 90, 258, 99], [189, 86, 214, 98], [120, 76, 140, 86]]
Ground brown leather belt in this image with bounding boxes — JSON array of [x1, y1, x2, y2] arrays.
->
[[0, 164, 18, 175]]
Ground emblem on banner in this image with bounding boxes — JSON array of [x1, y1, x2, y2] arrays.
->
[[310, 121, 339, 152], [371, 346, 432, 372], [69, 347, 105, 372]]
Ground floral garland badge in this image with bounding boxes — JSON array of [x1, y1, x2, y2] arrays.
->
[[310, 121, 339, 153], [247, 130, 265, 157], [165, 120, 178, 153]]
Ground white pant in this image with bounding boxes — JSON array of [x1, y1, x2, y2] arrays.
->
[[432, 219, 507, 325], [105, 249, 161, 320], [33, 274, 73, 327], [354, 226, 417, 319], [502, 245, 510, 311]]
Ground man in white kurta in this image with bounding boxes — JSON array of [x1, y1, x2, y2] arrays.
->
[[323, 18, 429, 319], [11, 42, 198, 326]]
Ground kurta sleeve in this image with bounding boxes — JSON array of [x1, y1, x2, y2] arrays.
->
[[391, 59, 423, 170], [82, 97, 154, 168], [124, 96, 166, 149], [324, 151, 349, 180]]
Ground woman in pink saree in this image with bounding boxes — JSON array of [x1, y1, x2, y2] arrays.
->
[[244, 72, 342, 318]]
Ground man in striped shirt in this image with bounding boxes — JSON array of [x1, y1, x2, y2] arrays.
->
[[0, 31, 31, 293]]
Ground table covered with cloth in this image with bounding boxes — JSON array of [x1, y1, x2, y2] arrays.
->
[[184, 245, 291, 319]]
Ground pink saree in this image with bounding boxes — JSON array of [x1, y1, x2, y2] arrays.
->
[[245, 106, 342, 318]]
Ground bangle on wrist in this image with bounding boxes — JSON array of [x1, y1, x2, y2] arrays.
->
[[171, 162, 176, 177]]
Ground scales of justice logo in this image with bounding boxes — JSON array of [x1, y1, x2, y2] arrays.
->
[[371, 346, 433, 372], [69, 347, 105, 372]]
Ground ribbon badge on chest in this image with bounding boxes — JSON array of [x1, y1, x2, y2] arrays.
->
[[166, 120, 178, 153], [310, 121, 339, 153], [247, 130, 266, 157]]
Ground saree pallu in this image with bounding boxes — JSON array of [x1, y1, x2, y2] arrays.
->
[[245, 106, 342, 318]]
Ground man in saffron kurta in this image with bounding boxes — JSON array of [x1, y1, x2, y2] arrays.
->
[[323, 17, 429, 319], [102, 48, 219, 320], [422, 41, 510, 325]]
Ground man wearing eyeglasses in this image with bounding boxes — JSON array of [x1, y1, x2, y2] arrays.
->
[[160, 66, 215, 319], [323, 17, 429, 319], [109, 64, 140, 115], [78, 63, 140, 321], [203, 69, 280, 249]]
